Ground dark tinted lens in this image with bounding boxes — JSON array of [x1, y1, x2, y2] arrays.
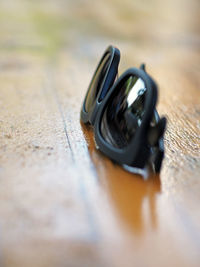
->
[[85, 52, 111, 112], [100, 75, 147, 148]]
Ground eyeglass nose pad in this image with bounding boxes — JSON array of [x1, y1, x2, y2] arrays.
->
[[148, 117, 166, 147], [148, 117, 166, 173]]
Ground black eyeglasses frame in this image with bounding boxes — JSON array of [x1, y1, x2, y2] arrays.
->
[[81, 46, 166, 173]]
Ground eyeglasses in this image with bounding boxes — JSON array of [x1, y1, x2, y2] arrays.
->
[[81, 45, 166, 174]]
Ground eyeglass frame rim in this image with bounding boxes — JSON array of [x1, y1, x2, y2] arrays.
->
[[93, 67, 158, 168], [81, 45, 120, 125]]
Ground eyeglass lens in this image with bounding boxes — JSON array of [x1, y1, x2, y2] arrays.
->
[[100, 75, 150, 148]]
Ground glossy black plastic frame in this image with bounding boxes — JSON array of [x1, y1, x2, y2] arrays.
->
[[81, 46, 166, 173], [81, 46, 120, 125]]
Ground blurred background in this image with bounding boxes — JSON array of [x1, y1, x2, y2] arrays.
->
[[0, 0, 199, 118], [0, 0, 199, 65]]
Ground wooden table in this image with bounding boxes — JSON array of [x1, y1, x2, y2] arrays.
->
[[0, 0, 199, 266]]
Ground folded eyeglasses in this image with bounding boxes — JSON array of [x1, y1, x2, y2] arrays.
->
[[81, 46, 166, 174]]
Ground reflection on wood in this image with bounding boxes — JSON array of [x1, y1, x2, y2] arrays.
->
[[81, 123, 161, 236]]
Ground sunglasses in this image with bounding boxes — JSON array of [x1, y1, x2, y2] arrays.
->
[[81, 46, 166, 174]]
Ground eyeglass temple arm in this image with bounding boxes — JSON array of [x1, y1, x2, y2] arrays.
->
[[140, 62, 166, 172]]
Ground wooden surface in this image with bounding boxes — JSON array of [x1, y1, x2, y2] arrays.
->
[[0, 0, 200, 266]]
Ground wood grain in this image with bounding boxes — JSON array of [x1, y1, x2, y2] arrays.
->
[[0, 0, 199, 266]]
